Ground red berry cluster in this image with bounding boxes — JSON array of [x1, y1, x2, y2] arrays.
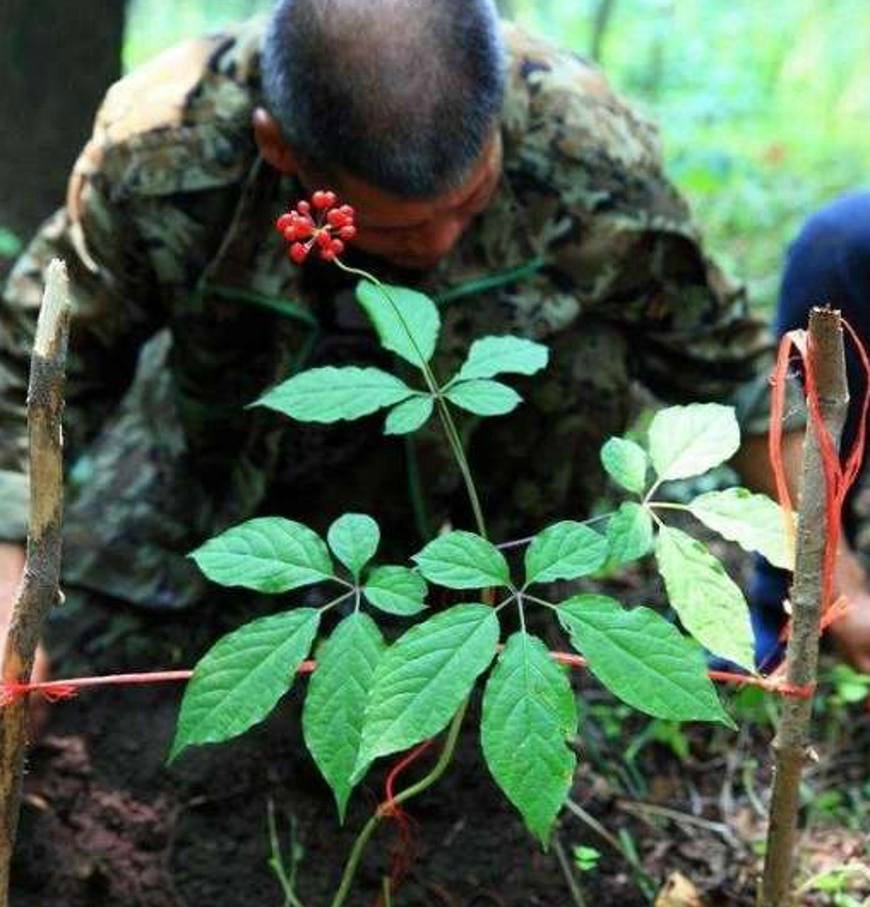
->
[[275, 190, 356, 264]]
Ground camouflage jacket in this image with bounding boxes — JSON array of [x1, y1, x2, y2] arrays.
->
[[0, 18, 778, 609]]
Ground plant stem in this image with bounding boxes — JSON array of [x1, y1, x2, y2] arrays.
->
[[551, 832, 587, 907], [327, 701, 469, 907], [0, 261, 71, 906], [334, 261, 488, 538], [267, 798, 309, 907], [759, 308, 849, 907]]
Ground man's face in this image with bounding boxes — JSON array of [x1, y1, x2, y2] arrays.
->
[[254, 109, 503, 271], [333, 134, 503, 271]]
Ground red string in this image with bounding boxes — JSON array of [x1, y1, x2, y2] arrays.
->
[[373, 739, 434, 907], [769, 318, 870, 636], [0, 647, 817, 708]]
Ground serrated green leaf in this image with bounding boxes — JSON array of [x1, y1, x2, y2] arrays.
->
[[413, 531, 511, 589], [354, 604, 499, 774], [559, 595, 734, 726], [384, 395, 434, 435], [481, 632, 577, 846], [524, 521, 608, 587], [655, 526, 755, 670], [648, 403, 740, 481], [256, 366, 413, 423], [190, 517, 333, 593], [356, 280, 440, 368], [363, 566, 428, 615], [170, 609, 320, 761], [327, 513, 380, 581], [302, 612, 386, 820], [600, 437, 648, 495], [444, 380, 522, 416], [455, 336, 549, 382], [687, 488, 793, 570], [607, 503, 654, 565]]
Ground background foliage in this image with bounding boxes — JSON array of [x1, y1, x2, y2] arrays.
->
[[125, 0, 870, 316]]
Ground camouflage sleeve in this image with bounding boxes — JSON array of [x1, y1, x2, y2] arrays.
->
[[526, 50, 798, 435], [0, 139, 165, 542]]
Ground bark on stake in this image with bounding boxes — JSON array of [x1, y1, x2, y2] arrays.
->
[[0, 260, 71, 904], [759, 308, 848, 907]]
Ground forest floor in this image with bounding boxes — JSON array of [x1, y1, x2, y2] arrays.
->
[[9, 538, 870, 907]]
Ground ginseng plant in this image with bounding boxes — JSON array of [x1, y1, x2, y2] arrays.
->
[[165, 191, 798, 906]]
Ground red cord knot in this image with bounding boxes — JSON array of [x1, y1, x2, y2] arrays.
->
[[275, 191, 356, 264], [0, 681, 78, 706]]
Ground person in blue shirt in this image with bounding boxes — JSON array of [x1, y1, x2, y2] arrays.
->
[[751, 191, 870, 674]]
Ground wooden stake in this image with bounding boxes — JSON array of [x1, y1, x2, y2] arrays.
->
[[759, 308, 849, 907], [0, 260, 71, 904]]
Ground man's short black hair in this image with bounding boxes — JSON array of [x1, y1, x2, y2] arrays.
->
[[261, 0, 506, 198]]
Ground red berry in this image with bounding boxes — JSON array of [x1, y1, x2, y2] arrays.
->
[[339, 225, 356, 240], [283, 225, 298, 242], [320, 246, 336, 261], [327, 209, 347, 227], [330, 238, 345, 256], [276, 213, 294, 232], [289, 242, 308, 264], [294, 220, 314, 238], [296, 200, 311, 215], [339, 205, 355, 221], [322, 191, 337, 208], [312, 191, 329, 209], [316, 230, 332, 249]]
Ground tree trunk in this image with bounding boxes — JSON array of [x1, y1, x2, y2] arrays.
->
[[0, 0, 126, 278]]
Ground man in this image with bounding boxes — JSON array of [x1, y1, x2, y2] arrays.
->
[[0, 0, 866, 670]]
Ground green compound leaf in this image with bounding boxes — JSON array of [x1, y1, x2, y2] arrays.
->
[[648, 403, 740, 481], [302, 612, 386, 821], [655, 526, 755, 671], [190, 517, 333, 593], [363, 566, 428, 615], [687, 488, 794, 570], [356, 280, 440, 368], [607, 502, 654, 565], [524, 521, 608, 587], [444, 379, 522, 416], [455, 335, 549, 382], [559, 595, 734, 727], [481, 632, 577, 847], [170, 608, 320, 762], [413, 530, 511, 589], [354, 604, 499, 776], [384, 395, 434, 435], [327, 513, 380, 582], [600, 437, 649, 495], [256, 366, 413, 423]]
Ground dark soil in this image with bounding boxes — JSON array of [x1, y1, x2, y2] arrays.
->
[[10, 545, 870, 907]]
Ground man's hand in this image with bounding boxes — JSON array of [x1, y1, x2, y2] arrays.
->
[[734, 431, 870, 674], [0, 542, 51, 687], [0, 542, 26, 638], [831, 545, 870, 674]]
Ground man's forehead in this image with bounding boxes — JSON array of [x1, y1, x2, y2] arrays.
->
[[345, 134, 501, 229]]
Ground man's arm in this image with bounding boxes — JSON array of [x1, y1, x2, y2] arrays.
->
[[0, 112, 165, 672], [0, 131, 164, 546]]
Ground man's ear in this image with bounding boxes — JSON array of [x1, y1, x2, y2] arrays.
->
[[252, 108, 299, 174]]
